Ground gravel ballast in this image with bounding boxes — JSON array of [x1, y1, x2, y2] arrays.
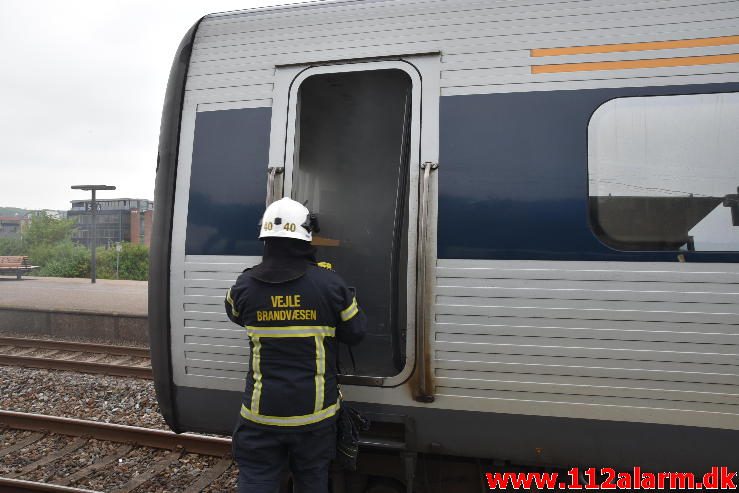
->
[[0, 364, 240, 491], [0, 366, 166, 429], [74, 447, 170, 491], [0, 434, 72, 475], [202, 464, 239, 492], [138, 453, 222, 492], [0, 428, 32, 448], [24, 438, 121, 482]]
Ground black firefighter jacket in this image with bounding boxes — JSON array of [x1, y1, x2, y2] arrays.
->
[[225, 264, 366, 429]]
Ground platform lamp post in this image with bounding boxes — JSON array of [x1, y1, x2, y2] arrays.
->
[[71, 185, 116, 284]]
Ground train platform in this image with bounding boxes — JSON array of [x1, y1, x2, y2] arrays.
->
[[0, 277, 148, 344], [0, 276, 147, 315]]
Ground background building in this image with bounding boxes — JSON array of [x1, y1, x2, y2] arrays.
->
[[29, 209, 68, 220], [130, 208, 154, 247], [68, 198, 153, 248], [0, 217, 23, 238]]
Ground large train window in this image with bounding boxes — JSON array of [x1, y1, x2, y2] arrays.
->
[[588, 92, 739, 251]]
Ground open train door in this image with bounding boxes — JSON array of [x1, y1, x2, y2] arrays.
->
[[267, 57, 440, 392]]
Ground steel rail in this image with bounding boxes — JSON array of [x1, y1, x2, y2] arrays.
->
[[0, 410, 232, 457], [0, 337, 149, 358], [0, 354, 152, 379], [0, 477, 99, 493]]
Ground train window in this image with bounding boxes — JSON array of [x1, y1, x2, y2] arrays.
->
[[185, 107, 271, 256], [291, 69, 413, 377], [588, 92, 739, 251]]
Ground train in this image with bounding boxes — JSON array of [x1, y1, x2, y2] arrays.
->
[[149, 0, 739, 488]]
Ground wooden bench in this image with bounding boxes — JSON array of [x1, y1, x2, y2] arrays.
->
[[0, 256, 37, 279]]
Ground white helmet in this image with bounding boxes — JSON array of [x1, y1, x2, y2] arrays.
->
[[259, 197, 313, 241]]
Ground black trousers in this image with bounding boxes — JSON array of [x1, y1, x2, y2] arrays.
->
[[232, 418, 337, 493]]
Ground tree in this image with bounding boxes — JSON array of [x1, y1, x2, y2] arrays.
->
[[36, 242, 90, 278], [96, 242, 149, 281], [0, 213, 90, 279], [22, 214, 82, 274], [0, 212, 149, 281], [0, 237, 24, 256], [23, 214, 77, 250], [0, 207, 29, 217]]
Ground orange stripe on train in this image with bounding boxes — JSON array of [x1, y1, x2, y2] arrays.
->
[[532, 53, 739, 74], [531, 35, 739, 57]]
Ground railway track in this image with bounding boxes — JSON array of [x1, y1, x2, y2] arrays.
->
[[0, 410, 234, 492], [0, 337, 152, 379]]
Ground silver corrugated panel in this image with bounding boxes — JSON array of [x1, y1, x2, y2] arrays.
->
[[184, 0, 739, 101], [172, 256, 258, 391], [434, 259, 739, 428]]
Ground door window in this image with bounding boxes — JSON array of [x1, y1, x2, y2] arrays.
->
[[292, 69, 413, 377]]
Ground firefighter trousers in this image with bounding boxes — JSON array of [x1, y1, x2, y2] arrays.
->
[[232, 418, 336, 493]]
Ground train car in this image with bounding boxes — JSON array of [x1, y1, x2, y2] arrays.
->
[[150, 0, 739, 484]]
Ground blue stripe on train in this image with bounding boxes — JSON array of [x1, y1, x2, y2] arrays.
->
[[438, 82, 739, 262], [183, 84, 739, 262]]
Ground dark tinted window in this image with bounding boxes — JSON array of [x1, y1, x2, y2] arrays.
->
[[186, 107, 271, 256]]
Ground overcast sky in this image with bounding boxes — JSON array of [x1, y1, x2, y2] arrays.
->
[[0, 0, 309, 211]]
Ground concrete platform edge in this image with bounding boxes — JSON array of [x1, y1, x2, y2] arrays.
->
[[0, 307, 148, 345]]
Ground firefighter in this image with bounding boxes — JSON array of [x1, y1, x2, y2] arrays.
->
[[225, 197, 366, 493]]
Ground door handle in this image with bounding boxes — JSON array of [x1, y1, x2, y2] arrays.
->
[[415, 161, 438, 403], [266, 166, 284, 206]]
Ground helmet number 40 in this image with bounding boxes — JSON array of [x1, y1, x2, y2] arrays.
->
[[263, 222, 296, 232]]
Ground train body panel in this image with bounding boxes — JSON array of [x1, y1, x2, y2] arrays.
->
[[151, 0, 739, 471]]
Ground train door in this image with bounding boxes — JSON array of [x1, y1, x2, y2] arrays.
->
[[268, 58, 439, 389]]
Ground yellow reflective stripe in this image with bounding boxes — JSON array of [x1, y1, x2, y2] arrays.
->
[[245, 326, 335, 337], [314, 335, 325, 413], [246, 325, 335, 331], [245, 332, 330, 338], [240, 400, 340, 427], [340, 297, 358, 322], [342, 304, 358, 321], [226, 288, 240, 317], [250, 337, 262, 414]]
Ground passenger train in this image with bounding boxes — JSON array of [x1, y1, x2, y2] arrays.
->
[[149, 0, 739, 488]]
